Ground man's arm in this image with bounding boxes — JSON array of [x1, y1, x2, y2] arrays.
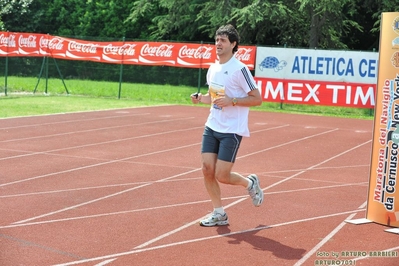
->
[[213, 89, 262, 108], [190, 92, 211, 105]]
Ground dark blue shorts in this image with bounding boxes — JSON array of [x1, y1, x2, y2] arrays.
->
[[201, 126, 242, 163]]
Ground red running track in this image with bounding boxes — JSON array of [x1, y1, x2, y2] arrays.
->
[[0, 105, 398, 266]]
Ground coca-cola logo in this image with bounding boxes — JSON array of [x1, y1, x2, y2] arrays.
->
[[40, 37, 64, 50], [103, 44, 136, 56], [68, 41, 98, 54], [178, 45, 212, 59], [235, 48, 253, 61], [19, 35, 36, 48], [141, 43, 173, 57], [0, 34, 16, 47]]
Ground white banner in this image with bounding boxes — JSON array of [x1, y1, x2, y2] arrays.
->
[[255, 47, 379, 84]]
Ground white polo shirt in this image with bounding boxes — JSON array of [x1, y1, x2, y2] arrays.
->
[[205, 56, 258, 137]]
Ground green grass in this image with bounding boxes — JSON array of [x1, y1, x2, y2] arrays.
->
[[0, 76, 374, 119]]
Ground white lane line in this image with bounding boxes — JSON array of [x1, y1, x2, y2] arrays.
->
[[264, 142, 372, 265], [131, 139, 371, 251], [0, 112, 151, 131], [11, 168, 200, 225], [264, 140, 371, 191], [239, 128, 339, 158], [132, 194, 255, 250], [261, 164, 369, 175], [4, 120, 372, 265], [51, 209, 365, 266], [12, 183, 152, 225], [293, 207, 362, 265], [0, 233, 86, 260], [0, 116, 191, 144], [0, 198, 211, 229], [0, 125, 201, 163], [0, 140, 200, 188], [0, 182, 365, 229], [0, 176, 366, 199], [9, 128, 367, 228], [4, 125, 289, 223], [93, 259, 117, 266]]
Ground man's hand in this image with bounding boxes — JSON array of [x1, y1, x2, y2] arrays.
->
[[190, 92, 202, 104], [213, 96, 232, 107]]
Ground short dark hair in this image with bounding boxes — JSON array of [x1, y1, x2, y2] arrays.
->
[[215, 24, 240, 54]]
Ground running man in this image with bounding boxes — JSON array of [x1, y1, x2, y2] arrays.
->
[[191, 24, 264, 226]]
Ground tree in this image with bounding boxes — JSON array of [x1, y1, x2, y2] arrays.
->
[[78, 0, 137, 39], [126, 0, 209, 41], [0, 0, 387, 50], [0, 0, 33, 30], [125, 0, 367, 49], [297, 0, 362, 49], [369, 0, 399, 34]]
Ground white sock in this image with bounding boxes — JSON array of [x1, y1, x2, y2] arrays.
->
[[214, 207, 225, 215], [246, 178, 253, 190]]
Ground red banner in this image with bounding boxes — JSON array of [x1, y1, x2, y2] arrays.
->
[[255, 77, 376, 108], [0, 32, 44, 57], [0, 31, 256, 69]]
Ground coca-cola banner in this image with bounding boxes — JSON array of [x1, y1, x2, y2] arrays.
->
[[0, 32, 44, 57], [0, 31, 256, 69]]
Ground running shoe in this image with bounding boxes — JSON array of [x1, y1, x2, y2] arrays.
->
[[199, 211, 229, 226], [247, 174, 264, 207]]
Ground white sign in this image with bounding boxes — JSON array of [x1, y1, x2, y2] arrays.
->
[[255, 47, 379, 84]]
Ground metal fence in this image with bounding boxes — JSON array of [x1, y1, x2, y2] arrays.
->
[[0, 56, 208, 96]]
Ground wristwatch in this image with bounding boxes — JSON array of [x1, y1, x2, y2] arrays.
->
[[232, 98, 238, 106]]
